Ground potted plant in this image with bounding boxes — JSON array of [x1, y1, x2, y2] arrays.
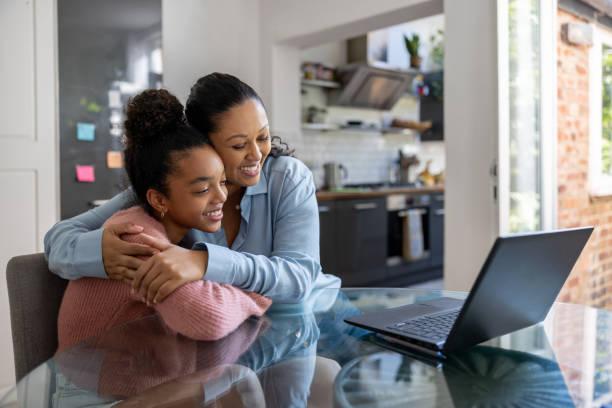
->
[[429, 29, 444, 71], [403, 33, 421, 70]]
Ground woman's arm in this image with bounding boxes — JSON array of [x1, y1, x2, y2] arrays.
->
[[201, 169, 322, 303], [44, 189, 140, 279]]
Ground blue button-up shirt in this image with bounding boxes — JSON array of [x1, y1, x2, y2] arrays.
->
[[44, 156, 340, 303]]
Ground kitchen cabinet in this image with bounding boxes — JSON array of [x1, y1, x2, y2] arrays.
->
[[430, 193, 444, 267], [318, 197, 387, 286], [335, 198, 387, 286], [419, 71, 443, 141], [318, 191, 443, 287], [318, 201, 338, 276]]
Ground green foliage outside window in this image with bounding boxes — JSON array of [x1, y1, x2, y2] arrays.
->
[[508, 0, 542, 233], [602, 46, 612, 174]]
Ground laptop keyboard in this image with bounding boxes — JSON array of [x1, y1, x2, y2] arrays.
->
[[387, 309, 461, 342]]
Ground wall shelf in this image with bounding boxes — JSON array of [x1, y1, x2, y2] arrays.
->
[[301, 79, 341, 89], [301, 123, 340, 131], [301, 123, 419, 136]]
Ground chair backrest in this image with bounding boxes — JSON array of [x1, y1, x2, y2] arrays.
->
[[6, 253, 68, 383]]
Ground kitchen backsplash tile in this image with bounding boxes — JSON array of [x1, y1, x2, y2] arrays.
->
[[278, 129, 445, 189]]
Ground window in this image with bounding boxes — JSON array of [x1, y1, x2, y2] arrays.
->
[[590, 25, 612, 196], [506, 0, 544, 232]]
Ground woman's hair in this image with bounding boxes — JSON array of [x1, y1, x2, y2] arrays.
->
[[185, 72, 293, 157], [123, 89, 209, 213]]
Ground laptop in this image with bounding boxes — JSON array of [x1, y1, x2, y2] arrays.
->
[[345, 227, 593, 358]]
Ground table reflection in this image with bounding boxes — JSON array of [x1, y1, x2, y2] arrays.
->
[[6, 288, 612, 407], [335, 345, 573, 407]]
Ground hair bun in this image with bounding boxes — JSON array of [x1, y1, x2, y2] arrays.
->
[[124, 89, 185, 147]]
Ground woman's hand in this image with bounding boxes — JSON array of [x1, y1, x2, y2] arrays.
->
[[132, 246, 208, 304], [101, 222, 159, 282]]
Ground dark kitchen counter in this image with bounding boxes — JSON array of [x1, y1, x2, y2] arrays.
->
[[316, 185, 444, 201]]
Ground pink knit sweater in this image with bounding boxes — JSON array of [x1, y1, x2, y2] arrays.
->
[[57, 207, 271, 351]]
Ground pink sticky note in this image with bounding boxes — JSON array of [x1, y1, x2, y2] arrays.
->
[[76, 165, 95, 183]]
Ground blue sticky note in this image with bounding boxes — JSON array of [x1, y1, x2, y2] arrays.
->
[[77, 122, 96, 141]]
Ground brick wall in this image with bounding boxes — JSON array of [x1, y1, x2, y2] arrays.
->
[[557, 8, 612, 308]]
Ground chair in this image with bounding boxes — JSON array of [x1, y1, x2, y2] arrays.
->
[[6, 253, 68, 382]]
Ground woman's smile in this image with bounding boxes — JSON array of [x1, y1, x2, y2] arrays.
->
[[239, 162, 261, 178]]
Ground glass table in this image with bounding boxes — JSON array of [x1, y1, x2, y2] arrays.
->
[[2, 287, 612, 407]]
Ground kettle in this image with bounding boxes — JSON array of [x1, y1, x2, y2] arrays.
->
[[323, 162, 348, 190]]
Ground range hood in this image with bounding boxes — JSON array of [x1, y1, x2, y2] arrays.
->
[[331, 64, 413, 110], [329, 36, 415, 110]]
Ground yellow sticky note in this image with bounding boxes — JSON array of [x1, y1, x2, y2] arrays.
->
[[107, 151, 123, 169]]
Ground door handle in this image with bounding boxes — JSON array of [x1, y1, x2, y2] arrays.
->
[[398, 209, 427, 217], [353, 202, 378, 210], [318, 206, 331, 213], [434, 209, 445, 216]]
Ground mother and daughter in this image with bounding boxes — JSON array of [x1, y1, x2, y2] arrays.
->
[[45, 73, 340, 347]]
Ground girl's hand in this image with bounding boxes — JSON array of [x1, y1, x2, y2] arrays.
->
[[102, 222, 158, 282], [132, 245, 208, 304]]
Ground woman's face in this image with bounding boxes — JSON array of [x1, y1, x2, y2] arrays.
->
[[208, 99, 271, 188], [158, 145, 227, 233]]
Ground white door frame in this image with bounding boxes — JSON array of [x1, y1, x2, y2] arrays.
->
[[0, 0, 59, 388]]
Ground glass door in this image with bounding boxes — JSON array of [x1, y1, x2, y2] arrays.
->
[[498, 0, 557, 234], [57, 0, 162, 219]]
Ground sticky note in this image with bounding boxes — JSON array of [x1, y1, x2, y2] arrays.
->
[[76, 165, 95, 183], [108, 90, 122, 108], [77, 123, 96, 141], [107, 151, 123, 169]]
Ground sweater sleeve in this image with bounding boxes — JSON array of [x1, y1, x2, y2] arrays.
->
[[105, 208, 272, 341], [153, 281, 271, 341], [62, 206, 272, 342]]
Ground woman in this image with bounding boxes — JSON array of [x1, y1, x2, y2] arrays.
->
[[45, 73, 340, 303], [57, 89, 270, 350]]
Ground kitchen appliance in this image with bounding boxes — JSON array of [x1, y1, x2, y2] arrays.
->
[[398, 151, 419, 185], [323, 162, 348, 190], [328, 35, 417, 110], [387, 194, 431, 266], [331, 64, 413, 110]]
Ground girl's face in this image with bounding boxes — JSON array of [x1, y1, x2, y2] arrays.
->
[[152, 145, 227, 235], [208, 99, 272, 188]]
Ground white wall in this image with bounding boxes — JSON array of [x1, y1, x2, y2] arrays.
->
[[162, 0, 261, 102], [300, 41, 347, 67], [444, 0, 500, 290], [0, 0, 59, 389]]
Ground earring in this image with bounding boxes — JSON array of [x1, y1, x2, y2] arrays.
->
[[160, 209, 166, 219]]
